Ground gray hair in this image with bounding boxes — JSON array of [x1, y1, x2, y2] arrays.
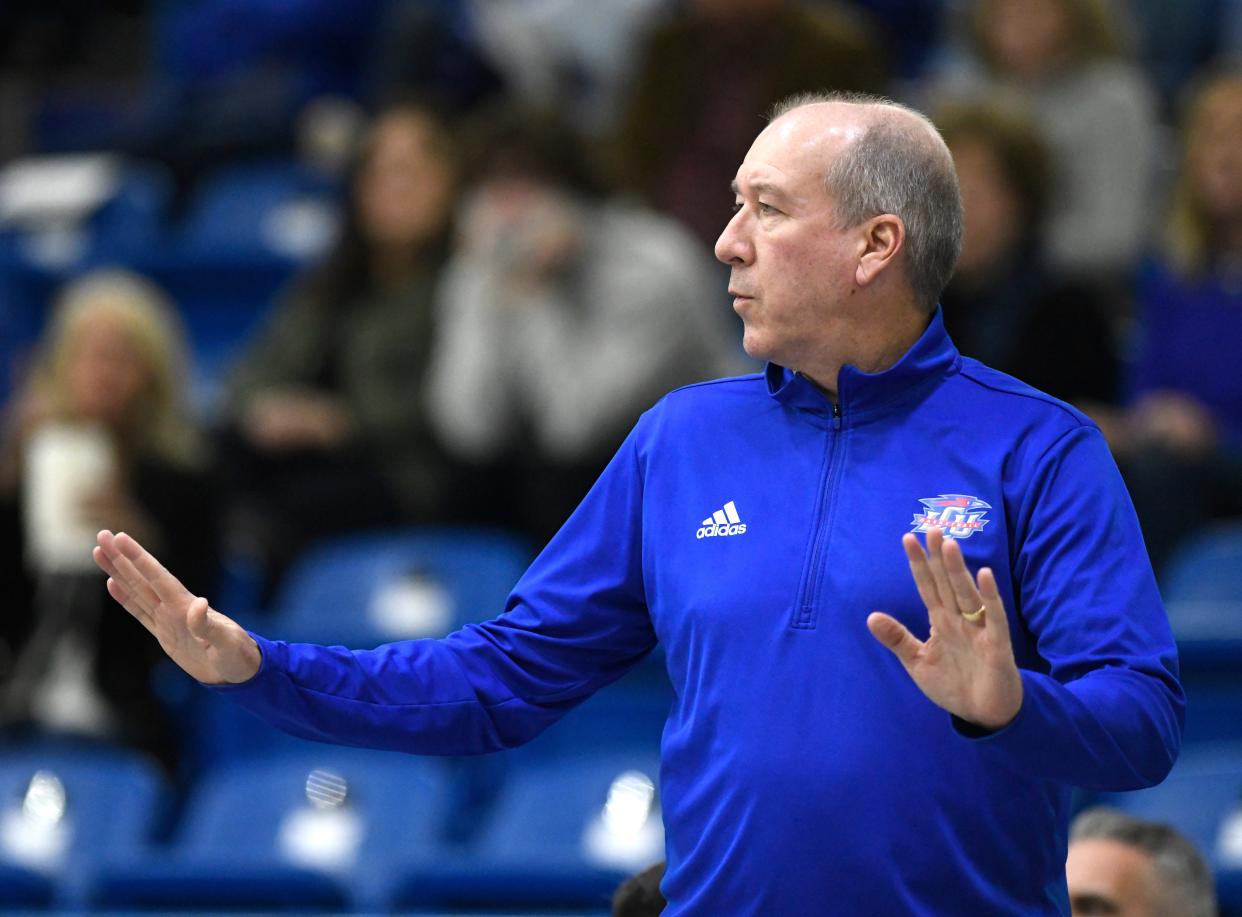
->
[[1070, 807, 1216, 917], [769, 91, 964, 312]]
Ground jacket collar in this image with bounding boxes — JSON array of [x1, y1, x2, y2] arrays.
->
[[765, 307, 961, 428]]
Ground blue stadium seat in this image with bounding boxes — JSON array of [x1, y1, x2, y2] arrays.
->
[[101, 160, 339, 410], [176, 159, 338, 264], [1097, 740, 1242, 915], [0, 158, 173, 273], [0, 158, 174, 406], [0, 740, 168, 910], [87, 163, 175, 263], [1156, 522, 1242, 743], [91, 747, 453, 913], [175, 528, 534, 773], [1162, 522, 1242, 642], [267, 526, 533, 648], [391, 749, 663, 912]]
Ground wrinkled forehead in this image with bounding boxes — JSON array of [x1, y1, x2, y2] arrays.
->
[[734, 106, 866, 195]]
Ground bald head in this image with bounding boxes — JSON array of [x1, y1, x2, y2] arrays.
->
[[768, 96, 945, 151], [765, 93, 964, 311]]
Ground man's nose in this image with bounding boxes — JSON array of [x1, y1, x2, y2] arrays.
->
[[714, 209, 753, 266]]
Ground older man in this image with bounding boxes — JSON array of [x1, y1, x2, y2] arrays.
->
[[1066, 808, 1215, 917], [94, 93, 1182, 915]]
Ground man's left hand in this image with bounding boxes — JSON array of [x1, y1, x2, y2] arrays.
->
[[867, 528, 1023, 731]]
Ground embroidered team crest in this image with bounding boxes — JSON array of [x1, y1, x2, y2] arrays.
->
[[911, 494, 991, 540]]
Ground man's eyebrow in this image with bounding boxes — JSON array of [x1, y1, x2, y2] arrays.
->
[[731, 179, 788, 200], [1068, 893, 1121, 915]]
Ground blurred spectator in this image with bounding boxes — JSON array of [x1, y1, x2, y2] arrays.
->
[[610, 0, 887, 249], [463, 0, 670, 135], [956, 0, 1158, 281], [427, 108, 743, 544], [0, 269, 218, 769], [221, 100, 467, 595], [1104, 71, 1242, 574], [1066, 807, 1215, 917], [613, 861, 667, 916], [937, 100, 1120, 406]]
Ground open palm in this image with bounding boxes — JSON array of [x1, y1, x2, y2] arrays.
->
[[867, 528, 1023, 730], [93, 530, 260, 685]]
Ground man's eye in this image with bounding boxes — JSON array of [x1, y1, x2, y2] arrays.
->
[[759, 202, 779, 215]]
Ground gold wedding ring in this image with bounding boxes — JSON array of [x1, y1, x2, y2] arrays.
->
[[961, 604, 986, 623]]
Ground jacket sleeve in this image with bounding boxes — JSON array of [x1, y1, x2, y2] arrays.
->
[[208, 426, 656, 755], [957, 424, 1184, 790]]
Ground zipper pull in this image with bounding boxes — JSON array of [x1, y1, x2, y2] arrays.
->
[[832, 402, 842, 430]]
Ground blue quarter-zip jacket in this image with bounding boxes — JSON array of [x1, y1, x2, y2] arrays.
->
[[214, 311, 1184, 915]]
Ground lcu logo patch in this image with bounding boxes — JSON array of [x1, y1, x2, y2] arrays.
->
[[911, 494, 991, 540]]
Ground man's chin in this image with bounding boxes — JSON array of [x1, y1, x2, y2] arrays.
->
[[740, 332, 775, 364]]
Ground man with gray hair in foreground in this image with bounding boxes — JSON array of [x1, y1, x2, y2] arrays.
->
[[1067, 807, 1216, 917], [92, 92, 1182, 914]]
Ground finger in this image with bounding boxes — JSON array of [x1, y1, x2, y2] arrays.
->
[[977, 567, 1010, 644], [110, 550, 163, 616], [186, 597, 213, 645], [942, 538, 984, 617], [97, 529, 119, 561], [867, 611, 924, 668], [114, 532, 190, 605], [924, 528, 958, 618], [92, 545, 121, 581], [902, 533, 943, 611], [106, 577, 156, 632], [97, 531, 134, 582]]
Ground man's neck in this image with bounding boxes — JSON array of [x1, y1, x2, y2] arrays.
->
[[797, 307, 931, 400]]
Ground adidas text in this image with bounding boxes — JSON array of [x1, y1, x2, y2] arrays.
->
[[696, 522, 748, 539]]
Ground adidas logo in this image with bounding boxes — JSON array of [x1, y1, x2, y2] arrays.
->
[[696, 501, 747, 539]]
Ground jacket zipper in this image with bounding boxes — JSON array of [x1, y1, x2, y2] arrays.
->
[[792, 402, 843, 629]]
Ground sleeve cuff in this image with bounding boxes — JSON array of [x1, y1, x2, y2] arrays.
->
[[949, 668, 1036, 743]]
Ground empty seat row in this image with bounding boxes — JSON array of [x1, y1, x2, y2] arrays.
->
[[0, 736, 663, 913]]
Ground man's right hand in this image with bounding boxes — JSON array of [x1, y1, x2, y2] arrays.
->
[[93, 530, 261, 685]]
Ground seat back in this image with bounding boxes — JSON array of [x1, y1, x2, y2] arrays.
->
[[0, 741, 166, 906], [1097, 741, 1242, 864], [269, 527, 532, 647], [178, 159, 338, 263], [478, 750, 664, 869], [1162, 522, 1242, 671], [175, 748, 450, 863]]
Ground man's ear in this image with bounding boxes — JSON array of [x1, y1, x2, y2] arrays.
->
[[855, 214, 905, 287]]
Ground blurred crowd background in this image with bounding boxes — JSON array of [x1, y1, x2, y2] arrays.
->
[[1, 0, 1242, 913]]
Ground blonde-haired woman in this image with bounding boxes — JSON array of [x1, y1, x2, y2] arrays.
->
[[0, 269, 218, 769], [1109, 71, 1242, 575], [7, 270, 199, 473]]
